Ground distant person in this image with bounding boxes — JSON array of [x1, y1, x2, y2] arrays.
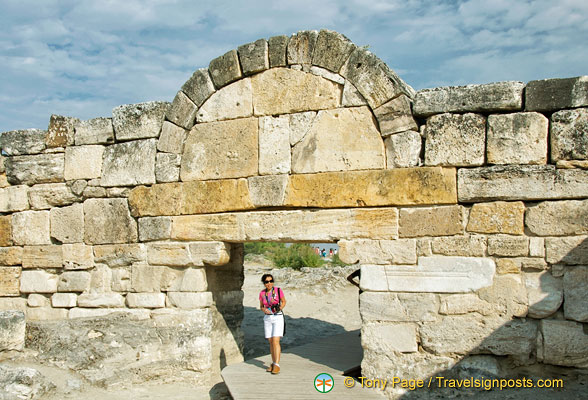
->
[[314, 247, 320, 255], [329, 249, 334, 257], [259, 273, 286, 374], [321, 248, 326, 257]]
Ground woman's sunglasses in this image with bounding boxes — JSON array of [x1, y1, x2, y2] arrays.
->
[[264, 279, 274, 283]]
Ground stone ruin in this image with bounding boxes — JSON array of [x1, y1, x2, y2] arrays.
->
[[0, 29, 586, 397]]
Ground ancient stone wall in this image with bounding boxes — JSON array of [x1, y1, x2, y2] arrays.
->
[[0, 29, 586, 392]]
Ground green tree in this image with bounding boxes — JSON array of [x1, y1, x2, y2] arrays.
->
[[270, 243, 324, 270]]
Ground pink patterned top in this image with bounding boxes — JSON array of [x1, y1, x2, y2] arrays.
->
[[259, 287, 284, 308]]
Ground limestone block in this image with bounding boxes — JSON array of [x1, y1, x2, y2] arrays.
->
[[50, 203, 84, 244], [0, 267, 20, 296], [147, 242, 191, 266], [309, 66, 344, 84], [196, 79, 253, 123], [138, 217, 172, 242], [362, 322, 417, 353], [112, 101, 169, 141], [179, 268, 207, 292], [338, 239, 416, 265], [101, 139, 156, 186], [538, 320, 588, 368], [47, 115, 77, 147], [524, 271, 562, 318], [28, 183, 79, 210], [111, 267, 131, 292], [126, 293, 165, 308], [166, 91, 198, 130], [0, 129, 46, 155], [414, 81, 524, 117], [0, 247, 22, 266], [487, 235, 529, 257], [27, 294, 49, 307], [545, 236, 588, 265], [69, 180, 87, 196], [416, 238, 432, 257], [84, 188, 107, 201], [0, 186, 29, 212], [22, 245, 62, 269], [64, 145, 104, 180], [171, 208, 399, 242], [180, 118, 258, 181], [563, 266, 588, 322], [360, 292, 438, 322], [20, 270, 58, 293], [93, 244, 146, 267], [131, 263, 161, 292], [155, 153, 180, 183], [181, 68, 216, 109], [487, 112, 548, 164], [58, 271, 91, 293], [258, 116, 290, 175], [251, 68, 341, 116], [287, 30, 318, 67], [158, 123, 187, 155], [87, 264, 112, 293], [167, 292, 213, 309], [289, 111, 316, 145], [342, 81, 367, 107], [431, 236, 486, 257], [424, 113, 486, 167], [83, 198, 138, 244], [188, 242, 231, 266], [0, 174, 8, 188], [74, 117, 114, 145], [526, 200, 588, 236], [525, 76, 588, 112], [0, 311, 25, 351], [51, 293, 77, 308], [374, 95, 418, 136], [0, 216, 11, 247], [26, 307, 68, 320], [478, 274, 528, 318], [340, 47, 414, 109], [467, 201, 525, 235], [439, 294, 494, 315], [209, 49, 242, 89], [551, 108, 588, 161], [384, 131, 421, 169], [399, 205, 463, 238], [312, 29, 355, 73], [106, 187, 131, 198], [247, 175, 288, 207], [12, 211, 50, 245], [458, 165, 588, 202], [268, 35, 288, 68], [68, 307, 150, 319], [495, 258, 521, 274], [529, 237, 545, 257], [62, 243, 93, 270], [0, 156, 4, 174], [237, 39, 269, 76], [77, 293, 125, 308], [5, 153, 64, 185], [477, 319, 537, 361]]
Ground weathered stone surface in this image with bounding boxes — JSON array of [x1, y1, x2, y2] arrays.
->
[[342, 81, 367, 107], [0, 128, 46, 155], [50, 203, 84, 244], [110, 267, 131, 292], [495, 258, 521, 274], [5, 153, 64, 185], [22, 245, 62, 269], [77, 293, 125, 308], [563, 266, 588, 322], [197, 79, 253, 123], [62, 243, 93, 270], [112, 101, 169, 141], [478, 274, 528, 318], [172, 208, 399, 241], [0, 311, 25, 351], [147, 242, 191, 266], [12, 211, 50, 245], [28, 183, 79, 210], [488, 235, 529, 257], [339, 239, 416, 265], [126, 293, 165, 308], [27, 294, 49, 307], [259, 115, 291, 175], [181, 68, 216, 109], [374, 95, 418, 136], [155, 153, 180, 183], [64, 145, 104, 180], [0, 216, 11, 247], [74, 117, 114, 145], [93, 244, 146, 267], [130, 263, 159, 292], [287, 30, 318, 67], [309, 66, 344, 84], [431, 236, 486, 257], [385, 130, 422, 168], [291, 107, 384, 173], [399, 205, 462, 238], [180, 268, 208, 292], [138, 217, 172, 242], [166, 91, 198, 130], [181, 118, 258, 181], [362, 322, 417, 353], [551, 108, 588, 161], [414, 81, 524, 117], [188, 242, 231, 266], [529, 237, 545, 257], [84, 198, 138, 244], [251, 68, 341, 116], [20, 270, 58, 293], [0, 185, 29, 212], [69, 179, 87, 196], [487, 112, 548, 165], [458, 165, 588, 202], [312, 29, 355, 73], [439, 293, 494, 315], [247, 175, 288, 207], [424, 113, 486, 167], [525, 76, 588, 112], [101, 139, 156, 186], [467, 201, 525, 235], [526, 200, 588, 236], [52, 293, 77, 308], [289, 111, 316, 145], [545, 236, 588, 265], [167, 292, 213, 309], [47, 114, 78, 147], [524, 271, 562, 318], [0, 267, 20, 296], [238, 39, 268, 76], [157, 122, 187, 154], [0, 247, 22, 266], [538, 319, 588, 368], [268, 35, 288, 68], [89, 263, 112, 293], [209, 49, 242, 89], [360, 292, 438, 322]]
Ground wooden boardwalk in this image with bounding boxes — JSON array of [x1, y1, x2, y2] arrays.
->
[[222, 330, 385, 399]]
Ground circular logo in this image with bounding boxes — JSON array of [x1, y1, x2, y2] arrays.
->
[[314, 373, 334, 393]]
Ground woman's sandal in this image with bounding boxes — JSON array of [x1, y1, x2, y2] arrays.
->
[[266, 364, 273, 372]]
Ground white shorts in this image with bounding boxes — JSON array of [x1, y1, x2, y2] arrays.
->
[[264, 313, 284, 338]]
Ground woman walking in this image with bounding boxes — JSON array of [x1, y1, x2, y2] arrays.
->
[[259, 273, 286, 374]]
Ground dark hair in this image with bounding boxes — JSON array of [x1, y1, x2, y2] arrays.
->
[[261, 273, 274, 283]]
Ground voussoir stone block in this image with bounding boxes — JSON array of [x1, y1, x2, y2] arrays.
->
[[424, 113, 486, 167], [524, 271, 563, 318], [74, 117, 114, 145], [287, 30, 318, 67], [525, 200, 588, 236], [50, 203, 84, 244], [487, 112, 548, 165], [538, 319, 588, 368], [83, 198, 138, 244], [563, 266, 588, 322], [197, 78, 253, 123], [0, 129, 46, 155], [209, 49, 242, 89], [551, 108, 588, 162], [385, 130, 422, 168], [5, 153, 64, 185], [167, 91, 198, 130], [157, 121, 188, 154], [467, 201, 525, 235], [101, 139, 156, 186], [0, 267, 20, 296], [312, 29, 356, 73], [64, 145, 105, 180], [259, 115, 291, 175], [12, 211, 50, 245], [47, 114, 77, 147], [247, 175, 288, 208], [0, 186, 29, 212], [399, 205, 463, 238], [360, 292, 438, 322], [545, 236, 588, 265], [20, 270, 58, 293], [525, 76, 588, 112], [112, 101, 169, 141], [28, 183, 79, 210], [0, 311, 25, 351], [181, 68, 216, 109], [268, 35, 288, 68], [414, 81, 524, 117], [238, 39, 269, 76], [374, 95, 418, 137], [338, 239, 416, 265]]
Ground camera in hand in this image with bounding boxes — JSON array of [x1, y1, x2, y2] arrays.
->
[[270, 304, 281, 313]]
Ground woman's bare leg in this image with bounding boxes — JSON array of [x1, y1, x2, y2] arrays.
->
[[272, 337, 281, 365]]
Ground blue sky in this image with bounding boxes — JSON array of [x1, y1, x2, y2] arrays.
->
[[1, 0, 587, 132]]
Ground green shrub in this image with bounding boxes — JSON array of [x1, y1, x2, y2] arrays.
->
[[329, 253, 349, 267], [244, 242, 286, 255], [270, 243, 324, 270]]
